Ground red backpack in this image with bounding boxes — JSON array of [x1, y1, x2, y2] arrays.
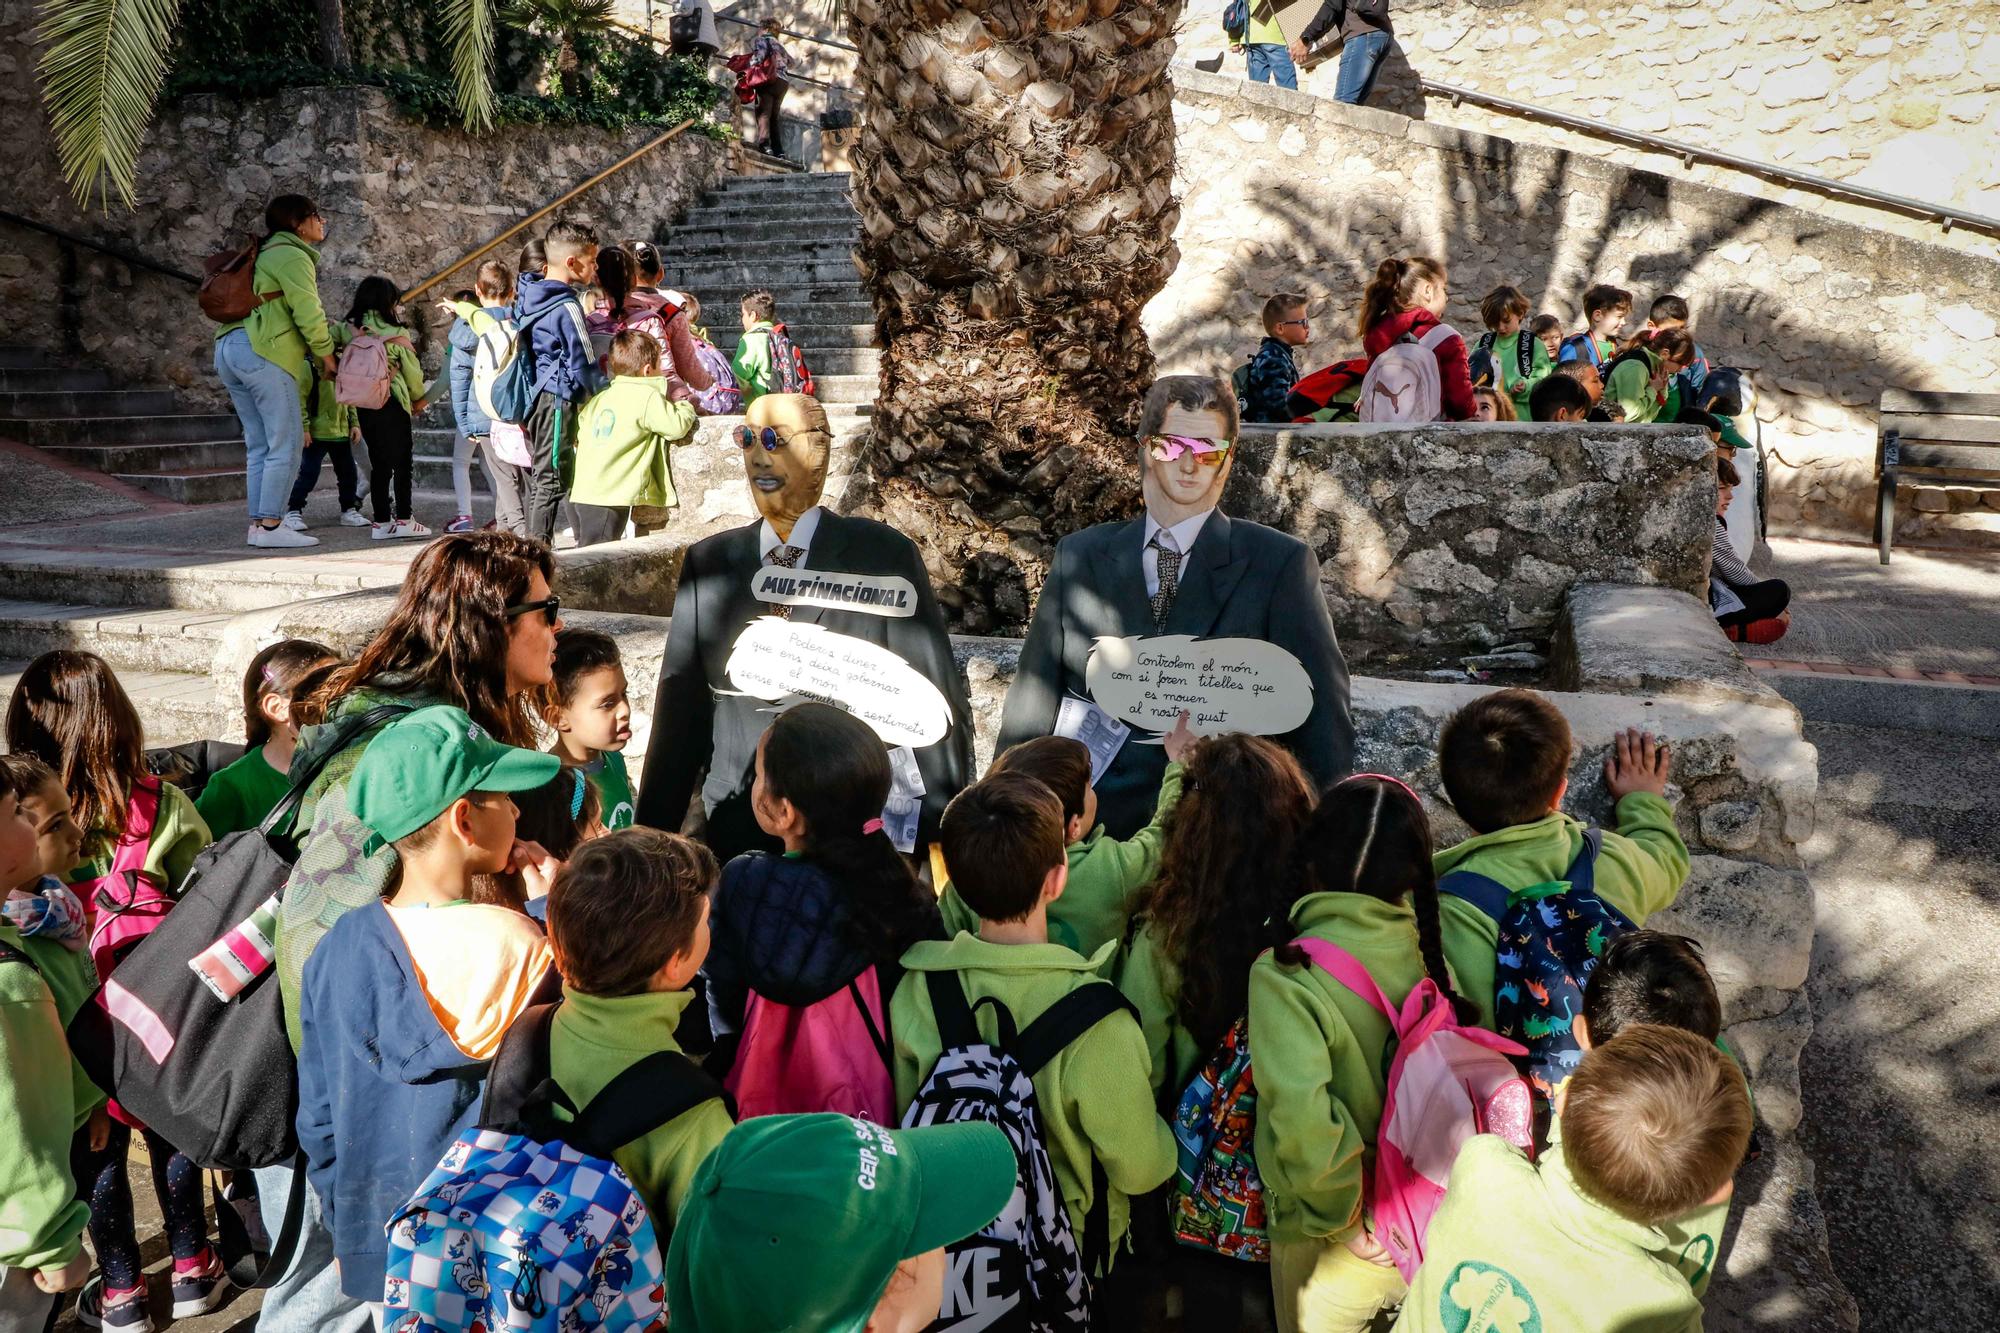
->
[[724, 968, 895, 1123], [766, 322, 816, 397], [77, 779, 174, 1128]]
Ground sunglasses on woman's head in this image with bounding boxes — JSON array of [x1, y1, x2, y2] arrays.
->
[[505, 596, 561, 626], [736, 425, 784, 452], [1146, 435, 1233, 466]]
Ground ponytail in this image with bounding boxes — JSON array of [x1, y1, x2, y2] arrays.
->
[[597, 246, 634, 320], [1410, 859, 1480, 1026], [1357, 256, 1448, 339]]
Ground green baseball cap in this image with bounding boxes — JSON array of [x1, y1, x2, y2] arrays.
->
[[349, 705, 561, 853], [666, 1114, 1016, 1332], [1716, 418, 1752, 451]]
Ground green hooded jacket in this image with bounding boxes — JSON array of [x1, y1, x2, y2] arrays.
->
[[0, 923, 91, 1273], [215, 231, 336, 404]]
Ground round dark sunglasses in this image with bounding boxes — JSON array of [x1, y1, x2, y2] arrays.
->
[[736, 425, 784, 451]]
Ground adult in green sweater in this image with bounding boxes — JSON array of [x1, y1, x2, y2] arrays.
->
[[892, 774, 1175, 1287], [215, 194, 336, 549], [545, 829, 735, 1232], [1250, 775, 1484, 1333], [1393, 1025, 1750, 1333], [1433, 689, 1691, 1033], [1117, 734, 1317, 1102], [1602, 327, 1696, 426], [938, 713, 1195, 959]]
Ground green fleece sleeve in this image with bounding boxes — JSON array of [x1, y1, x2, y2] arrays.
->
[[149, 784, 212, 894], [1247, 960, 1367, 1244], [271, 248, 334, 361], [1065, 1013, 1175, 1197], [641, 387, 698, 444], [1605, 358, 1656, 425], [617, 1099, 735, 1233], [0, 973, 87, 1272], [732, 331, 773, 399], [394, 336, 428, 404], [1096, 762, 1183, 900], [1601, 792, 1691, 923], [1114, 927, 1192, 1101]]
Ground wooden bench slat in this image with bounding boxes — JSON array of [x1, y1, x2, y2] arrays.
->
[[1881, 389, 2000, 415], [1892, 442, 2000, 472], [1881, 414, 2000, 447]]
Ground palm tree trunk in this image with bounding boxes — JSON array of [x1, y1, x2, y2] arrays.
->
[[843, 0, 1186, 636], [315, 0, 349, 68], [558, 36, 580, 98]]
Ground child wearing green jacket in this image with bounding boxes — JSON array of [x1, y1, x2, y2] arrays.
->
[[1602, 328, 1695, 427], [570, 330, 699, 548], [1249, 776, 1484, 1333], [939, 714, 1195, 959], [892, 773, 1174, 1281], [1393, 1025, 1750, 1333], [546, 829, 736, 1232], [1433, 689, 1691, 1033], [344, 276, 432, 541]]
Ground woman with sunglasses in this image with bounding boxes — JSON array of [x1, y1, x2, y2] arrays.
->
[[212, 194, 338, 550], [253, 530, 561, 1333]]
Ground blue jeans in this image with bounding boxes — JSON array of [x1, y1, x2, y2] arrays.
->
[[251, 1162, 373, 1333], [1245, 42, 1298, 90], [214, 327, 306, 522], [288, 436, 362, 513], [1335, 29, 1390, 104]]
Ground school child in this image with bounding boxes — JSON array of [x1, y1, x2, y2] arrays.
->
[[516, 221, 610, 546], [283, 322, 369, 531], [1243, 293, 1310, 424], [442, 262, 526, 536], [1118, 734, 1317, 1100], [1472, 386, 1516, 422], [569, 330, 699, 547], [1392, 1026, 1751, 1332], [0, 762, 93, 1328], [1527, 374, 1593, 423], [1642, 293, 1712, 403], [623, 240, 722, 406], [1603, 328, 1696, 425], [295, 705, 560, 1308], [1250, 775, 1484, 1333], [701, 704, 943, 1078], [540, 628, 638, 829], [732, 287, 812, 405], [1471, 284, 1552, 414], [4, 650, 224, 1329], [1710, 456, 1792, 644], [1558, 283, 1633, 369], [482, 767, 604, 915], [517, 238, 546, 282], [655, 289, 742, 416], [892, 773, 1175, 1291], [1357, 257, 1477, 422], [343, 275, 432, 541], [665, 1114, 1016, 1331], [1432, 689, 1691, 1034], [195, 639, 337, 838], [938, 714, 1196, 959], [1530, 312, 1564, 364], [543, 828, 735, 1229]]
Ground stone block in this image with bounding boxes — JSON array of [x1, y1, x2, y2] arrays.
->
[[1655, 856, 1815, 1004], [1553, 583, 1784, 708]]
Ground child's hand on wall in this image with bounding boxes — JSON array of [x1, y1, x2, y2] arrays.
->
[[1603, 728, 1671, 802]]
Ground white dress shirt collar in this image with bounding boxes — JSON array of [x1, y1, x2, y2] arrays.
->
[[758, 505, 823, 561]]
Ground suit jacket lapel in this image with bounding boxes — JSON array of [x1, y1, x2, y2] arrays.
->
[[1109, 516, 1155, 634], [1165, 512, 1250, 638], [792, 511, 852, 629]]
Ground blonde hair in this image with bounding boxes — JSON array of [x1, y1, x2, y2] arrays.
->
[[1358, 256, 1447, 338]]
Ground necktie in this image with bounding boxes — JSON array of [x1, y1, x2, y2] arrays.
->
[[765, 544, 805, 619], [1150, 532, 1182, 630]]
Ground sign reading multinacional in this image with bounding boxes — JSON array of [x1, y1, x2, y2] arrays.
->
[[1084, 635, 1314, 737], [723, 616, 952, 748], [750, 567, 919, 618]]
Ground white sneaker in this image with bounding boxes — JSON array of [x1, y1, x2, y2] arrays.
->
[[371, 521, 400, 541], [394, 519, 433, 540], [339, 508, 371, 527], [248, 524, 319, 549], [281, 510, 308, 531]]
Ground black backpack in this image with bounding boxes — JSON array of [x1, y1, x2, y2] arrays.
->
[[1470, 330, 1535, 391]]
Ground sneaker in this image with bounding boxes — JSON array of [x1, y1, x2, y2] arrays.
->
[[76, 1276, 153, 1332], [445, 514, 475, 533], [340, 507, 371, 527], [281, 510, 308, 531], [371, 521, 400, 541], [247, 524, 319, 549], [394, 519, 433, 540], [169, 1249, 232, 1319]]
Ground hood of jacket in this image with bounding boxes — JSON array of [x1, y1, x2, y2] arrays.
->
[[1363, 306, 1443, 358], [713, 853, 876, 1007], [448, 315, 479, 355], [314, 901, 489, 1085], [624, 288, 681, 320], [292, 684, 440, 779], [517, 273, 580, 319]]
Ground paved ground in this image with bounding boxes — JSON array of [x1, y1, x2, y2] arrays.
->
[[1755, 536, 2000, 679], [0, 441, 149, 526]]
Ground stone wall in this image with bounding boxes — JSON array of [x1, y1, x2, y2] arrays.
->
[[1147, 65, 2000, 547]]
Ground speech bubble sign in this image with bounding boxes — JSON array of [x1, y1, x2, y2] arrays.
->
[[1084, 635, 1314, 737], [749, 566, 918, 618], [724, 617, 952, 749]]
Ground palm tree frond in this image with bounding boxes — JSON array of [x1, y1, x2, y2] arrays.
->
[[35, 0, 185, 210], [439, 0, 498, 131]]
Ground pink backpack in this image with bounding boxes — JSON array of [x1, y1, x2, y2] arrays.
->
[[1293, 937, 1534, 1283], [78, 779, 171, 1129], [724, 969, 895, 1123], [334, 327, 412, 409]]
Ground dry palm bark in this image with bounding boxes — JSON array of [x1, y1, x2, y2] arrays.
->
[[843, 0, 1187, 635]]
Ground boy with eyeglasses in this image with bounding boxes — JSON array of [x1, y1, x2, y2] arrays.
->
[[1243, 293, 1310, 424]]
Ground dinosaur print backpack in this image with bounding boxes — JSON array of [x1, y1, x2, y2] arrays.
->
[[1439, 830, 1630, 1129]]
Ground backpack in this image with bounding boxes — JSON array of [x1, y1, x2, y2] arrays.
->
[[1229, 360, 1253, 415], [470, 312, 519, 423], [765, 323, 815, 397], [1222, 0, 1249, 41], [1293, 938, 1534, 1284], [78, 779, 167, 990], [900, 971, 1135, 1332], [146, 739, 248, 802], [725, 969, 895, 1123], [1438, 830, 1628, 1127], [335, 327, 413, 410], [1699, 366, 1749, 419], [686, 337, 744, 415], [198, 239, 276, 323], [1169, 1015, 1268, 1262], [1358, 324, 1458, 424], [1470, 330, 1534, 392], [383, 1002, 725, 1333], [1287, 357, 1370, 423], [488, 301, 573, 425]]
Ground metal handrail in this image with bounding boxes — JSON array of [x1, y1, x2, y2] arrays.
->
[[610, 18, 844, 93], [402, 117, 697, 303], [1418, 76, 2000, 238], [0, 209, 199, 285]]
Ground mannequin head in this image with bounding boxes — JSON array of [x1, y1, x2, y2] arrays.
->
[[1137, 375, 1238, 525], [741, 394, 832, 538]]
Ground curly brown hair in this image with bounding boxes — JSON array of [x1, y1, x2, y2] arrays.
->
[[1131, 734, 1316, 1051]]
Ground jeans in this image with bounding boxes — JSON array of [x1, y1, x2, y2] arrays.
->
[[1245, 42, 1299, 90], [250, 1162, 373, 1333], [214, 327, 305, 521], [288, 437, 362, 513], [356, 402, 414, 523], [1334, 29, 1390, 104], [481, 435, 528, 536]]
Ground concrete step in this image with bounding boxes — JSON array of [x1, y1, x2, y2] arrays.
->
[[42, 440, 246, 475], [678, 199, 857, 226], [0, 659, 217, 747], [773, 321, 879, 349], [805, 374, 879, 405], [667, 235, 858, 265], [6, 413, 242, 447], [0, 367, 116, 393], [0, 545, 405, 613], [0, 600, 234, 673], [687, 296, 872, 326], [0, 346, 58, 370], [673, 257, 862, 287], [669, 221, 860, 251], [113, 467, 254, 506], [711, 172, 852, 198], [0, 388, 180, 420]]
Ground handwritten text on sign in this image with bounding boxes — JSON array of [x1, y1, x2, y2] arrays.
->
[[723, 617, 952, 749], [1084, 635, 1313, 736]]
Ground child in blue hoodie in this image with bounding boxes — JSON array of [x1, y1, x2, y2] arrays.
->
[[436, 261, 516, 534], [516, 221, 610, 546], [294, 706, 561, 1310]]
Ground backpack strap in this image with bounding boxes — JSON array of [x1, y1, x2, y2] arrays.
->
[[568, 1049, 732, 1160], [1437, 869, 1511, 923], [1290, 938, 1400, 1029], [1010, 982, 1137, 1079], [848, 973, 893, 1068], [257, 702, 416, 844], [1416, 322, 1461, 353], [1565, 828, 1604, 896], [112, 778, 161, 877], [924, 967, 982, 1052], [1513, 329, 1535, 379]]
